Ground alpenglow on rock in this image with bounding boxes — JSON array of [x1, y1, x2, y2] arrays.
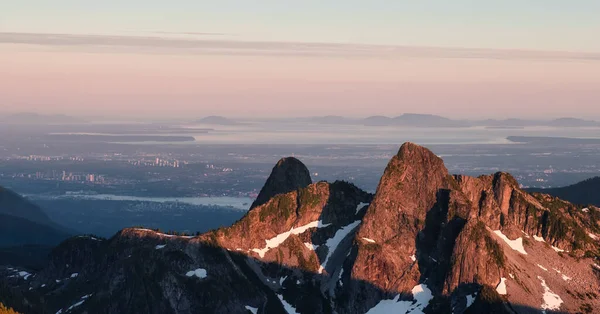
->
[[1, 143, 599, 314]]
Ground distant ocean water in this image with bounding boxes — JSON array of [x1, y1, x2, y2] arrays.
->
[[50, 123, 600, 145]]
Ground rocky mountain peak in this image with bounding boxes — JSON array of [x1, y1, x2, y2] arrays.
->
[[250, 157, 312, 209], [2, 143, 600, 314], [359, 142, 450, 239]]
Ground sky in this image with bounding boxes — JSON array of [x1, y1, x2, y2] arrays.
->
[[1, 1, 600, 119]]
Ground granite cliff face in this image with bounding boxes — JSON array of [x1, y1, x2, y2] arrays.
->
[[1, 143, 599, 314]]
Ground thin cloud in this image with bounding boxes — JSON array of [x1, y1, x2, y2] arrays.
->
[[150, 31, 230, 36], [1, 32, 599, 61]]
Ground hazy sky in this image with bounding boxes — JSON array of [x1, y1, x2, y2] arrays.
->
[[1, 1, 600, 119]]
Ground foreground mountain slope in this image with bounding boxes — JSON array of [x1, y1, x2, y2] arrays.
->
[[1, 143, 599, 314]]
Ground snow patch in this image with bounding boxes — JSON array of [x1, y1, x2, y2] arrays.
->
[[362, 237, 376, 243], [356, 202, 369, 214], [493, 230, 527, 255], [55, 294, 92, 314], [77, 235, 101, 241], [132, 228, 194, 239], [410, 255, 417, 262], [588, 233, 598, 240], [186, 268, 207, 279], [303, 242, 319, 251], [496, 278, 507, 295], [537, 264, 548, 271], [155, 244, 166, 250], [551, 246, 564, 253], [533, 235, 545, 242], [319, 220, 362, 273], [251, 220, 331, 258], [245, 306, 258, 314], [18, 271, 32, 280], [7, 269, 33, 281], [365, 283, 433, 314], [465, 292, 478, 310], [553, 269, 571, 281], [70, 273, 79, 278], [277, 294, 299, 314], [581, 207, 589, 213], [279, 276, 287, 286], [538, 276, 563, 311], [509, 273, 514, 279]]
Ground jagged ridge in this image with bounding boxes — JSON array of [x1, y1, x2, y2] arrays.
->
[[1, 143, 599, 314]]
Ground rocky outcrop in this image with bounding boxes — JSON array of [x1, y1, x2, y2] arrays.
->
[[1, 143, 599, 314], [350, 142, 452, 294], [250, 157, 312, 209]]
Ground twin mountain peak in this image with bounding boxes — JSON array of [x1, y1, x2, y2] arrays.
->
[[3, 142, 600, 314]]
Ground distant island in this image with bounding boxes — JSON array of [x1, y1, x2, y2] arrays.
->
[[195, 116, 239, 125], [294, 114, 600, 128], [0, 113, 87, 124]]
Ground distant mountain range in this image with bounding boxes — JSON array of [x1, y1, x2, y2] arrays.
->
[[528, 177, 600, 207], [1, 143, 599, 313], [195, 114, 600, 128]]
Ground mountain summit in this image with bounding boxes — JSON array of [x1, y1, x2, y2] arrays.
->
[[250, 157, 312, 209], [1, 143, 599, 314]]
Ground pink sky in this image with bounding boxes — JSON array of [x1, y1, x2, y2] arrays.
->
[[1, 40, 599, 119]]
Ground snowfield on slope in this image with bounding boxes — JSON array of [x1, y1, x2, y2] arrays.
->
[[355, 202, 370, 214], [186, 268, 207, 279], [366, 284, 433, 314], [493, 230, 527, 255], [277, 294, 299, 314], [319, 220, 362, 273], [538, 276, 563, 312], [252, 220, 331, 258], [496, 277, 508, 295]]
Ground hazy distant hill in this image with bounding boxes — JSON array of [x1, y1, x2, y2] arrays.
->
[[0, 186, 54, 226], [361, 114, 467, 127], [362, 115, 394, 126], [306, 114, 600, 128], [195, 116, 238, 125], [548, 117, 599, 127], [0, 186, 71, 247], [528, 177, 600, 206], [0, 113, 86, 124], [393, 113, 469, 127]]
